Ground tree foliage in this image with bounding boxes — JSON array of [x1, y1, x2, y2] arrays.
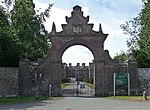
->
[[0, 0, 52, 67], [0, 5, 20, 66], [120, 1, 150, 68], [120, 16, 141, 51], [137, 2, 150, 67], [113, 51, 128, 63]]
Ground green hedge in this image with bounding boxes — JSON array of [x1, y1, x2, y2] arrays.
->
[[62, 77, 70, 83], [83, 78, 93, 84]]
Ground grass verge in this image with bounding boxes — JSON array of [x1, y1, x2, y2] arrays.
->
[[61, 83, 69, 89], [84, 82, 94, 89], [0, 96, 52, 105], [107, 96, 150, 101]]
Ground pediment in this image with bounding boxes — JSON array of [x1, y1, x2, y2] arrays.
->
[[61, 5, 94, 35], [50, 5, 107, 36]]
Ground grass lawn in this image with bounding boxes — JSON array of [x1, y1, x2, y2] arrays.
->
[[0, 96, 52, 105], [84, 82, 94, 89], [107, 96, 150, 101], [61, 83, 69, 89]]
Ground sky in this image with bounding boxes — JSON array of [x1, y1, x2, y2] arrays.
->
[[33, 0, 143, 66]]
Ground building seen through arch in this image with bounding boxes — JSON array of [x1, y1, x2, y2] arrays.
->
[[61, 62, 94, 81], [18, 5, 138, 97]]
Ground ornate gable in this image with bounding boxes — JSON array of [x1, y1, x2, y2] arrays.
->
[[50, 5, 106, 36], [66, 5, 89, 25]]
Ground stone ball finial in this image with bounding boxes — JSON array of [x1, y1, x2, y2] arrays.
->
[[129, 54, 135, 60], [127, 54, 136, 62], [73, 5, 81, 11]]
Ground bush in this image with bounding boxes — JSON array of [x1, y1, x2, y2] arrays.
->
[[83, 78, 93, 84], [62, 77, 70, 83]]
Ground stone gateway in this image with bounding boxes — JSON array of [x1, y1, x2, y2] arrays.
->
[[18, 5, 138, 97]]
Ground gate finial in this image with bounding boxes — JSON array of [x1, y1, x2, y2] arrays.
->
[[99, 23, 103, 33], [51, 22, 56, 34]]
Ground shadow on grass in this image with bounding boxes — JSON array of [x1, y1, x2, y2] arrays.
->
[[0, 96, 50, 105], [0, 96, 58, 110]]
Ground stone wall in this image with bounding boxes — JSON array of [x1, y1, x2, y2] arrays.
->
[[0, 67, 150, 97], [138, 68, 150, 95], [0, 67, 18, 97]]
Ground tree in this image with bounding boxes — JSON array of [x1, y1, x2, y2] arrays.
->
[[120, 16, 141, 51], [113, 51, 128, 63], [120, 1, 150, 67], [0, 5, 20, 67], [0, 0, 52, 67], [11, 0, 52, 60], [137, 2, 150, 67]]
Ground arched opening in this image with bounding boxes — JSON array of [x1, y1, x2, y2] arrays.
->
[[18, 5, 137, 97], [61, 45, 95, 97], [62, 45, 94, 65]]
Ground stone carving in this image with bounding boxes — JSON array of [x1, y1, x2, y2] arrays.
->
[[72, 25, 82, 33], [50, 5, 104, 35]]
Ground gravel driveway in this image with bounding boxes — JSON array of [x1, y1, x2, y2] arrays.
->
[[1, 97, 150, 110]]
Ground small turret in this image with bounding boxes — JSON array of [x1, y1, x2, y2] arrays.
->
[[69, 63, 72, 67], [77, 63, 80, 66], [82, 63, 85, 66]]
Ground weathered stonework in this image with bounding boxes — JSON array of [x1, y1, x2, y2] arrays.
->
[[0, 67, 18, 97], [17, 5, 138, 97], [138, 68, 150, 95], [2, 67, 150, 97], [0, 3, 145, 97]]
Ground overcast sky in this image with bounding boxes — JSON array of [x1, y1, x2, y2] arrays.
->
[[34, 0, 143, 65]]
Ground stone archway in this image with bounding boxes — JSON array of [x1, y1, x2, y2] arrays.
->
[[18, 5, 138, 97], [45, 5, 109, 96]]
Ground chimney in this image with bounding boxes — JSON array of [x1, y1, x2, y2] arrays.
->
[[69, 63, 72, 67], [77, 63, 80, 66], [82, 63, 85, 66]]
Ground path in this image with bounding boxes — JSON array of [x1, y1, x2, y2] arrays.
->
[[62, 82, 93, 97], [1, 97, 150, 110]]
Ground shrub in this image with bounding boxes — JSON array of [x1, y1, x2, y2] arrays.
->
[[83, 78, 93, 84], [62, 77, 70, 83]]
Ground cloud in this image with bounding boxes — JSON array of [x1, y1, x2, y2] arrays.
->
[[33, 0, 142, 64], [62, 45, 94, 66], [45, 7, 71, 31], [104, 29, 129, 57], [34, 0, 94, 65], [34, 1, 71, 31], [34, 1, 90, 32]]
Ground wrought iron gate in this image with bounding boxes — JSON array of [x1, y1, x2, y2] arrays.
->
[[62, 81, 94, 97]]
